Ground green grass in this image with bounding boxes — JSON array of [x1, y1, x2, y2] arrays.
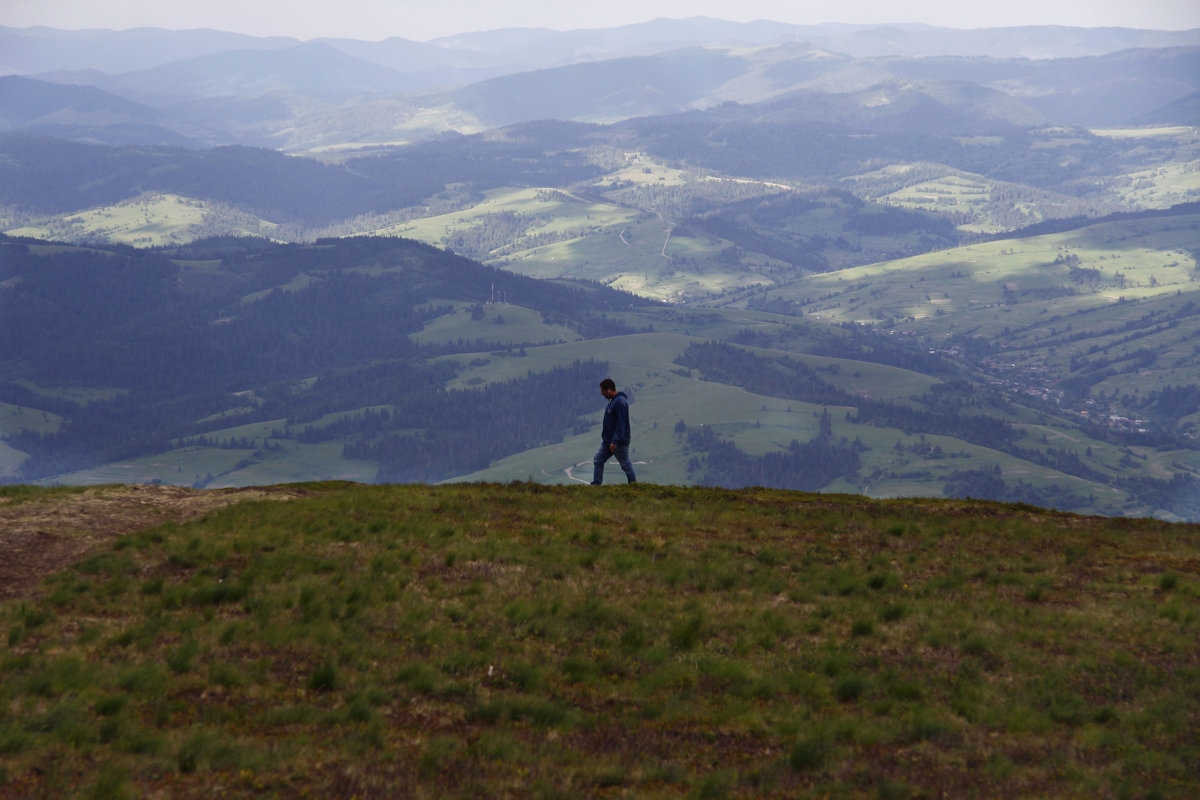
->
[[384, 186, 637, 240], [25, 316, 1160, 513], [47, 441, 379, 489], [435, 331, 1127, 508], [0, 483, 92, 505], [2, 482, 1197, 798], [1, 402, 65, 477], [410, 301, 581, 347], [361, 184, 744, 301], [1089, 127, 1200, 208], [55, 325, 1127, 504], [10, 381, 128, 405], [5, 193, 278, 246], [860, 165, 1123, 235], [0, 402, 63, 437], [494, 215, 776, 301], [749, 212, 1200, 419], [357, 163, 792, 302], [761, 212, 1200, 327]]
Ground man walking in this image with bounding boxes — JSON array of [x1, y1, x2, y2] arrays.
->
[[592, 378, 637, 485]]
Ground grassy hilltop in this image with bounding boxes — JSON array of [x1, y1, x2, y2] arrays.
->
[[1, 481, 1197, 799]]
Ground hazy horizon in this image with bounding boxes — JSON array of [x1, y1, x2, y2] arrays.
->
[[4, 0, 1200, 43]]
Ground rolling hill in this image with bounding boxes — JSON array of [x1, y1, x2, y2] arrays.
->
[[0, 25, 297, 75], [1138, 89, 1200, 125], [0, 75, 194, 146], [4, 90, 1193, 250], [0, 75, 156, 128], [2, 21, 1199, 522], [2, 215, 1198, 520], [2, 481, 1195, 798], [82, 42, 419, 103]]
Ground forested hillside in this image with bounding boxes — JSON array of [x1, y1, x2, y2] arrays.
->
[[0, 131, 604, 226], [2, 22, 1198, 521], [2, 215, 1198, 521], [0, 234, 654, 482]]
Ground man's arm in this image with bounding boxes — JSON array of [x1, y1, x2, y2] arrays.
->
[[613, 397, 631, 443]]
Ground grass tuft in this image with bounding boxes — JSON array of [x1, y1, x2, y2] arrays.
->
[[788, 735, 831, 772], [308, 660, 338, 692]]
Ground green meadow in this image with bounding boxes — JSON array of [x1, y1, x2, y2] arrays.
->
[[411, 302, 582, 348], [876, 173, 1094, 235], [46, 323, 1135, 512], [500, 217, 768, 302], [372, 186, 639, 247], [370, 174, 783, 302], [1, 482, 1197, 799], [48, 442, 380, 490], [751, 212, 1200, 414], [431, 329, 1129, 512], [5, 194, 279, 247], [0, 403, 62, 478], [1090, 127, 1200, 209], [0, 402, 61, 437], [764, 212, 1200, 330]]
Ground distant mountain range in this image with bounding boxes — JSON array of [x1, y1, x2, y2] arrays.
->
[[2, 24, 1198, 152], [6, 19, 1199, 76], [0, 75, 192, 146]]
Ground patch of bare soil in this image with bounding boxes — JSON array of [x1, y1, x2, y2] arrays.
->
[[0, 484, 304, 602]]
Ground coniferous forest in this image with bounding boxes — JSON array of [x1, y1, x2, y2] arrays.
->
[[0, 234, 652, 481]]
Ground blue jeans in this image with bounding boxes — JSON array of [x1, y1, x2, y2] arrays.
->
[[592, 442, 636, 484]]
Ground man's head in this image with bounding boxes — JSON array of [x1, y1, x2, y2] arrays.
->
[[599, 378, 617, 399]]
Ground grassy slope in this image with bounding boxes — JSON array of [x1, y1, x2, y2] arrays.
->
[[1090, 126, 1200, 209], [42, 316, 1134, 512], [410, 302, 582, 348], [1, 482, 1197, 799], [0, 403, 62, 479], [2, 156, 791, 303], [760, 213, 1200, 327], [438, 332, 1125, 510], [6, 132, 1191, 298], [44, 322, 949, 492], [753, 213, 1200, 401], [870, 172, 1077, 234], [367, 162, 788, 302], [7, 183, 1196, 514], [48, 442, 381, 490], [5, 193, 279, 246]]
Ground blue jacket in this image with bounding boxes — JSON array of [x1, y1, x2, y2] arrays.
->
[[601, 392, 631, 444]]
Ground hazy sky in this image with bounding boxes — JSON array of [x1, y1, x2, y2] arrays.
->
[[5, 0, 1199, 42]]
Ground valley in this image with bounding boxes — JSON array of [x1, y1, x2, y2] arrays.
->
[[4, 203, 1198, 520], [1, 20, 1199, 521]]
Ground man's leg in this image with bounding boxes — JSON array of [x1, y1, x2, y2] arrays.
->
[[613, 442, 637, 483], [591, 444, 612, 485]]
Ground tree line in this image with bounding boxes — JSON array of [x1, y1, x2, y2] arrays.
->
[[0, 234, 651, 482], [679, 412, 863, 491], [341, 360, 608, 483], [673, 342, 1018, 451], [942, 465, 1092, 512]]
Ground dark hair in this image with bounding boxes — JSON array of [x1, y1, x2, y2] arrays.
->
[[599, 378, 616, 392]]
